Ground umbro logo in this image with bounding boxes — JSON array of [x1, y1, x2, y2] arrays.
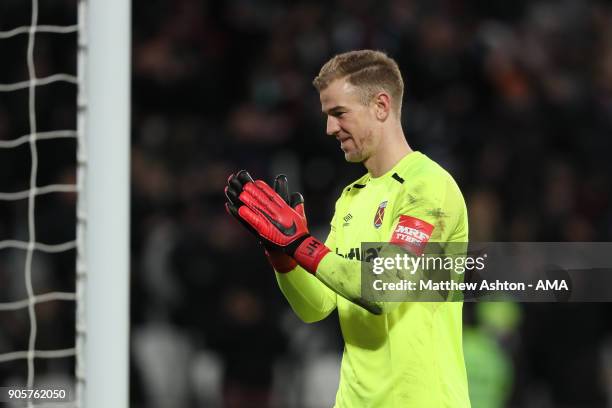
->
[[343, 213, 353, 227]]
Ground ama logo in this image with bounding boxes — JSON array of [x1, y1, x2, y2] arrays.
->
[[373, 201, 387, 229]]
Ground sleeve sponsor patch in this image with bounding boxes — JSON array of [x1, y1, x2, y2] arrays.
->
[[390, 215, 434, 255]]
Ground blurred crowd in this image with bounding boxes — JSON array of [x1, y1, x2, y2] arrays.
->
[[2, 0, 612, 407]]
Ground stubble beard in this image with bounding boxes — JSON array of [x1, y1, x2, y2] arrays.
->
[[344, 129, 373, 163]]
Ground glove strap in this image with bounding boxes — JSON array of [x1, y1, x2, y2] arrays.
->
[[292, 236, 331, 274]]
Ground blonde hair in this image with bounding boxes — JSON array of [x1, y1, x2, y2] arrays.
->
[[313, 50, 404, 116]]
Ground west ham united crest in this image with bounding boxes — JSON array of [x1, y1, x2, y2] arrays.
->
[[373, 201, 387, 228]]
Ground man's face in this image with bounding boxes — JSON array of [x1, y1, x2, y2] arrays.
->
[[319, 78, 378, 163]]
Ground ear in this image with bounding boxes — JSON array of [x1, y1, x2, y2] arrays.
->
[[373, 92, 391, 121]]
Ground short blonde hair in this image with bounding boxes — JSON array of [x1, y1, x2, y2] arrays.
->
[[313, 50, 404, 116]]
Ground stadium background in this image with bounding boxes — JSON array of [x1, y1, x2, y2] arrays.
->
[[2, 0, 612, 407]]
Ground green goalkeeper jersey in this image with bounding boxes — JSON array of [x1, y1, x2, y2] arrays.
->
[[276, 151, 470, 408]]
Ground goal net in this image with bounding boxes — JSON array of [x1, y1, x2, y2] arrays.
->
[[0, 0, 130, 407]]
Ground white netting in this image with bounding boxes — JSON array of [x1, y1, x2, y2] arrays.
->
[[0, 0, 85, 407]]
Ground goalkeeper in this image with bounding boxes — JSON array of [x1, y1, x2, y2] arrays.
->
[[224, 50, 470, 407]]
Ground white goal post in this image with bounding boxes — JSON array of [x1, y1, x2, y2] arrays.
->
[[0, 0, 131, 407], [79, 0, 131, 407]]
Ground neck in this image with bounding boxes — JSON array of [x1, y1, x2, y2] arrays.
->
[[364, 123, 413, 177]]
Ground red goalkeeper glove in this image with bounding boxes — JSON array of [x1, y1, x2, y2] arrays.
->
[[225, 170, 330, 274], [265, 174, 308, 272], [225, 172, 305, 272]]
